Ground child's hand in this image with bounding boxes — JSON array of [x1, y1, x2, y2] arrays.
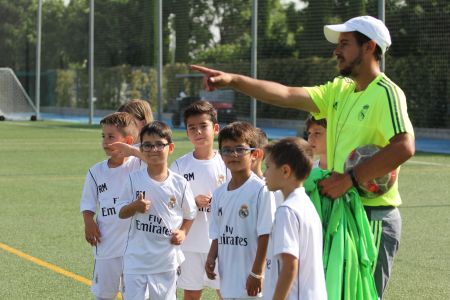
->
[[107, 142, 135, 157], [205, 258, 217, 280], [194, 194, 211, 208], [84, 219, 101, 246], [170, 229, 186, 245], [133, 193, 151, 213], [246, 273, 263, 296]]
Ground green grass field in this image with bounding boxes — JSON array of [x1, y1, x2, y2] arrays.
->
[[1, 121, 449, 299]]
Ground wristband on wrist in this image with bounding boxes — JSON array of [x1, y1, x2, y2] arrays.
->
[[249, 271, 264, 280], [348, 168, 360, 188], [347, 168, 361, 194]]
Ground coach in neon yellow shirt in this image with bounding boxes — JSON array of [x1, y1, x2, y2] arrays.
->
[[192, 15, 415, 300]]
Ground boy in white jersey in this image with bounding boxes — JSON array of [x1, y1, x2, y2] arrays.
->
[[206, 122, 276, 299], [170, 100, 229, 300], [117, 99, 154, 141], [251, 128, 268, 179], [251, 128, 283, 207], [80, 112, 143, 300], [305, 115, 327, 170], [117, 121, 197, 300], [263, 137, 326, 300]]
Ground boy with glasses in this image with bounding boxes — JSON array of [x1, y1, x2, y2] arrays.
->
[[117, 121, 197, 300], [206, 121, 276, 299], [80, 112, 144, 300], [170, 100, 229, 300]]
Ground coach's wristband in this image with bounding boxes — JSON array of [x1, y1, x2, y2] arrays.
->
[[348, 168, 360, 188], [249, 271, 264, 280]]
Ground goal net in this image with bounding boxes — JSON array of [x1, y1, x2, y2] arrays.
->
[[0, 68, 37, 120]]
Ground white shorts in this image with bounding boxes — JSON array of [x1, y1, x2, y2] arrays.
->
[[177, 251, 220, 290], [123, 271, 177, 300], [91, 257, 123, 299]]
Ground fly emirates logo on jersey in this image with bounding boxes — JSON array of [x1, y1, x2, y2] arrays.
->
[[218, 203, 250, 246], [219, 225, 248, 247], [135, 214, 172, 237]]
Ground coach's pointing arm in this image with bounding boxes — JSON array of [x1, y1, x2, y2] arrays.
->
[[190, 65, 319, 113]]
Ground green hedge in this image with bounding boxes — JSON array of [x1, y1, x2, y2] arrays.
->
[[46, 55, 449, 128]]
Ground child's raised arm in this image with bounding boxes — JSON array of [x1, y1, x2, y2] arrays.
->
[[108, 142, 146, 161]]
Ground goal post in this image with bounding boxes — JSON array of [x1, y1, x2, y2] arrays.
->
[[0, 68, 37, 121]]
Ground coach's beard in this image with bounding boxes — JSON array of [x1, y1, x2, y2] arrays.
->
[[338, 52, 363, 77]]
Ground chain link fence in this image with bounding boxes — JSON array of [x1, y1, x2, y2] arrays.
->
[[1, 0, 449, 131]]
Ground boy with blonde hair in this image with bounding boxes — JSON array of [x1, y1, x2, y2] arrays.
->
[[206, 121, 276, 299], [170, 100, 229, 300], [80, 112, 144, 300], [117, 121, 197, 300], [117, 99, 153, 133]]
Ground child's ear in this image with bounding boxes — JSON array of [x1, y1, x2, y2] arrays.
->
[[254, 148, 264, 160], [281, 164, 291, 178], [250, 148, 261, 160], [213, 123, 220, 134], [168, 143, 175, 153]]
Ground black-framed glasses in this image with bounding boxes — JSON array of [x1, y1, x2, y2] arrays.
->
[[141, 142, 170, 152], [219, 147, 255, 157]]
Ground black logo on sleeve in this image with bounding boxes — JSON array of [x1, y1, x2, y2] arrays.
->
[[183, 172, 195, 181], [98, 183, 107, 193]]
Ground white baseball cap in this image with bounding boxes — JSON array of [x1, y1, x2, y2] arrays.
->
[[324, 16, 391, 54]]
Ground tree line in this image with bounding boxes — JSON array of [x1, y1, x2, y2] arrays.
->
[[0, 0, 448, 127]]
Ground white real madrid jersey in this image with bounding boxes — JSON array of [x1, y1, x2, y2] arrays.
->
[[210, 173, 276, 298], [170, 151, 230, 253], [264, 187, 326, 300], [80, 157, 145, 259], [117, 168, 197, 274]]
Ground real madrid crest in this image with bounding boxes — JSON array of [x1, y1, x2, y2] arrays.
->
[[239, 204, 249, 218], [168, 196, 176, 209], [217, 174, 225, 185]]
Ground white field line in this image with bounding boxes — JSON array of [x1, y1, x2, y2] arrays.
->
[[405, 159, 450, 168]]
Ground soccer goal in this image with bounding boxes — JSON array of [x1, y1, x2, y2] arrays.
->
[[0, 68, 37, 121]]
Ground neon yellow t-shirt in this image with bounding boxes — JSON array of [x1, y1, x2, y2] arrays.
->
[[305, 73, 414, 207]]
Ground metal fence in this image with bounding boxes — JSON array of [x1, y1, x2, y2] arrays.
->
[[1, 0, 449, 130]]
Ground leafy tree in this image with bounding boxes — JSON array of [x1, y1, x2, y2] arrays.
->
[[298, 0, 334, 57]]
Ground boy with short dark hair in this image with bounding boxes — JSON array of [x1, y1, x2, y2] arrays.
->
[[170, 100, 229, 300], [117, 121, 197, 300], [263, 137, 326, 300], [80, 112, 143, 300], [251, 127, 269, 179], [305, 115, 327, 169], [206, 121, 276, 299]]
